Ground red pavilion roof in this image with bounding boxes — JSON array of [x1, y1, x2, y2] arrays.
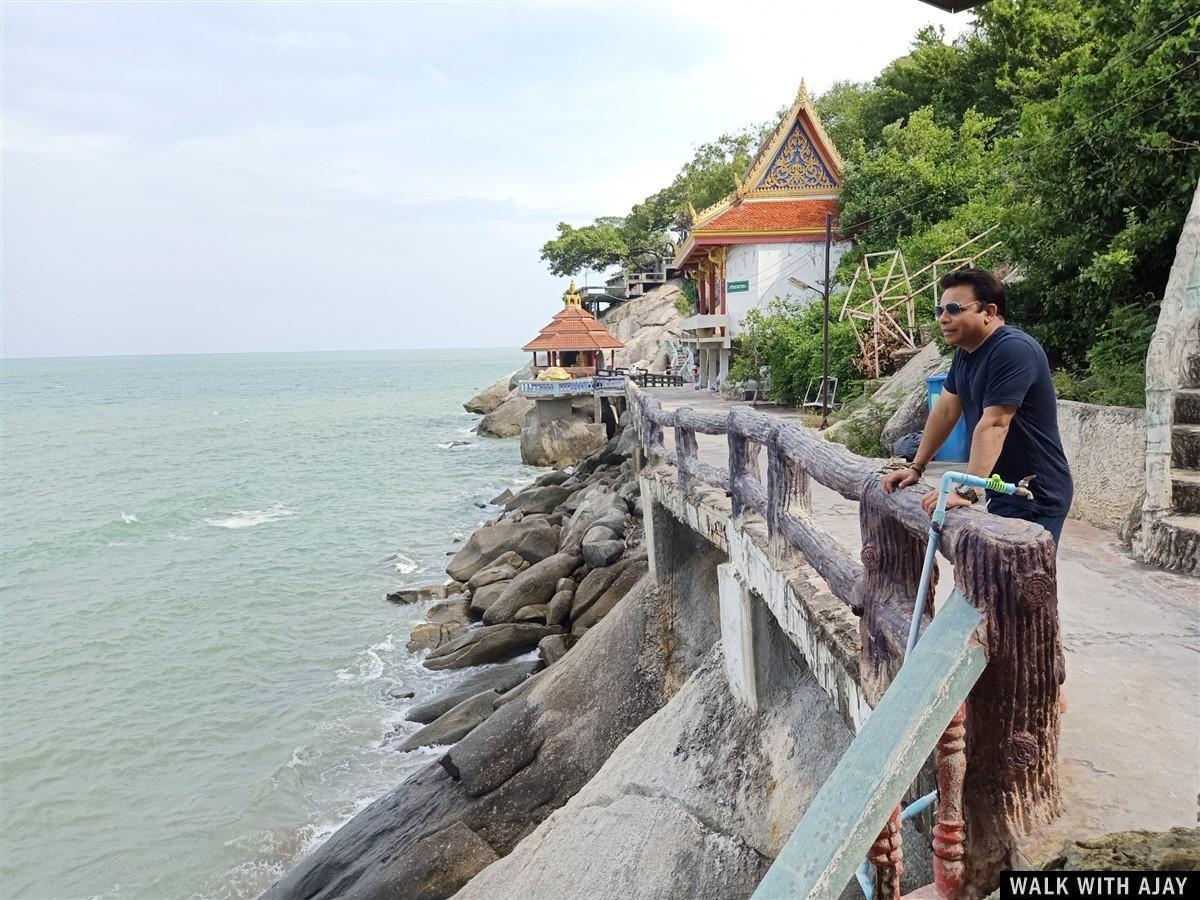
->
[[522, 303, 624, 353]]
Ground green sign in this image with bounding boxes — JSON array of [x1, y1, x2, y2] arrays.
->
[[726, 280, 749, 293]]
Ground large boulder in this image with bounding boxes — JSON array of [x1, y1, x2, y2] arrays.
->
[[379, 822, 499, 900], [538, 633, 576, 667], [386, 582, 463, 605], [559, 488, 628, 552], [571, 560, 648, 634], [425, 597, 471, 625], [570, 557, 637, 621], [520, 411, 608, 469], [827, 342, 947, 445], [582, 537, 624, 569], [467, 562, 519, 593], [483, 552, 582, 625], [546, 590, 574, 627], [603, 280, 686, 372], [464, 372, 516, 416], [881, 382, 932, 454], [423, 623, 562, 670], [396, 691, 500, 752], [406, 621, 467, 653], [468, 581, 511, 618], [453, 644, 854, 900], [505, 485, 572, 515], [477, 393, 535, 438], [405, 661, 536, 724], [446, 520, 559, 583]]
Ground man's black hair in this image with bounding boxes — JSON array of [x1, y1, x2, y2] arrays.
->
[[938, 267, 1007, 316]]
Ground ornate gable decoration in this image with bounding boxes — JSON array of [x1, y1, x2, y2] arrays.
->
[[754, 119, 837, 193]]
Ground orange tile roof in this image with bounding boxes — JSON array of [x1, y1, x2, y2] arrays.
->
[[522, 306, 624, 352], [695, 198, 840, 235]]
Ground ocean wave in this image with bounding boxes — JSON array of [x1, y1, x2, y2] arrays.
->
[[120, 512, 139, 524], [334, 634, 395, 684], [391, 553, 418, 575], [205, 503, 296, 530]]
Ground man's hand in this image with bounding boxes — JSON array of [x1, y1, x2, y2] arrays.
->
[[881, 466, 922, 493], [922, 489, 973, 516]]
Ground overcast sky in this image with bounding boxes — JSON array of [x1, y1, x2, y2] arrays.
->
[[2, 1, 970, 359]]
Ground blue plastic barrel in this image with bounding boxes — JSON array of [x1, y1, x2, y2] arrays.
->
[[926, 374, 969, 462]]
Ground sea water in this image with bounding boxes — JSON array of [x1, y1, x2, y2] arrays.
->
[[0, 349, 535, 899]]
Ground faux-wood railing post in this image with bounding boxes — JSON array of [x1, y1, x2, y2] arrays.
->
[[766, 427, 810, 564], [952, 522, 1062, 895], [674, 408, 698, 494], [854, 480, 934, 707], [728, 428, 753, 519]]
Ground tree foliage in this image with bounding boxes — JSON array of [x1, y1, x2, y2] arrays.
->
[[539, 129, 766, 277]]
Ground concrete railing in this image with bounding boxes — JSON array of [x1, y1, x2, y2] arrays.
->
[[627, 381, 1064, 898]]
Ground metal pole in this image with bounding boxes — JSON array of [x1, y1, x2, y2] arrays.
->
[[821, 211, 832, 429]]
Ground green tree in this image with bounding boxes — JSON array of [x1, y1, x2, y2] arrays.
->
[[539, 127, 766, 276]]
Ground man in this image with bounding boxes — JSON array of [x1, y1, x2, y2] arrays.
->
[[881, 268, 1073, 546]]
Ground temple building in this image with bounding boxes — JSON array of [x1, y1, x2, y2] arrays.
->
[[673, 83, 853, 387], [522, 281, 624, 377]]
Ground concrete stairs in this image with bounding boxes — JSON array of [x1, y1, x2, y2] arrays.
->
[[1147, 386, 1200, 573]]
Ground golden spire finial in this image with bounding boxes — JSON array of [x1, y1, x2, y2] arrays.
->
[[563, 280, 582, 308], [797, 79, 810, 105]]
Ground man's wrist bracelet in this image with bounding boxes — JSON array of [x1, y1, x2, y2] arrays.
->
[[910, 462, 926, 474]]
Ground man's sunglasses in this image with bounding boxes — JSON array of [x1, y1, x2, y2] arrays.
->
[[935, 301, 984, 317]]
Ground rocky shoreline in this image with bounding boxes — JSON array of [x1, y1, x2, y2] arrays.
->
[[380, 420, 645, 753]]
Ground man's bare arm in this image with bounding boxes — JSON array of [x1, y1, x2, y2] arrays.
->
[[966, 404, 1017, 478]]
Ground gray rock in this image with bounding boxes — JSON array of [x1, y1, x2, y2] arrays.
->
[[507, 365, 533, 391], [424, 623, 562, 671], [396, 690, 499, 752], [482, 552, 582, 625], [559, 489, 627, 551], [490, 488, 514, 506], [570, 564, 624, 621], [537, 633, 576, 667], [477, 393, 535, 438], [583, 524, 621, 545], [535, 470, 571, 487], [405, 661, 536, 724], [446, 519, 559, 583], [464, 373, 517, 415], [616, 424, 638, 459], [617, 479, 639, 503], [881, 381, 933, 452], [453, 642, 854, 900], [520, 410, 608, 469], [386, 582, 462, 605], [572, 560, 647, 634], [555, 577, 576, 595], [406, 621, 467, 653], [466, 562, 519, 593], [505, 485, 571, 515], [546, 590, 574, 627], [582, 539, 625, 569], [591, 513, 627, 536], [388, 685, 416, 700], [469, 581, 511, 617], [514, 604, 548, 624], [379, 822, 499, 899]]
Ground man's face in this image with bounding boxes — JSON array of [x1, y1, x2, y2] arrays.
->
[[937, 284, 992, 347]]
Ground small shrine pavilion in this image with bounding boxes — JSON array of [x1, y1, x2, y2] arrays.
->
[[522, 281, 624, 377], [673, 82, 853, 387]]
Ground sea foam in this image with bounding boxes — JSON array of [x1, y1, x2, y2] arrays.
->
[[205, 504, 296, 530]]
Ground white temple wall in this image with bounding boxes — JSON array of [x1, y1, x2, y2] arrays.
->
[[725, 240, 852, 336]]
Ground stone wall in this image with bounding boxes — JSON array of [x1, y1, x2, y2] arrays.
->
[[1057, 399, 1145, 530]]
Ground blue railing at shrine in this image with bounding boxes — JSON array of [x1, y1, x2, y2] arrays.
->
[[518, 376, 629, 398]]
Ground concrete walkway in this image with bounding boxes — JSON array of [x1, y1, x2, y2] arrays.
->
[[647, 387, 1199, 858]]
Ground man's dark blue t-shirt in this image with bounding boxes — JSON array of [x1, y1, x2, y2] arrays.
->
[[945, 325, 1073, 517]]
